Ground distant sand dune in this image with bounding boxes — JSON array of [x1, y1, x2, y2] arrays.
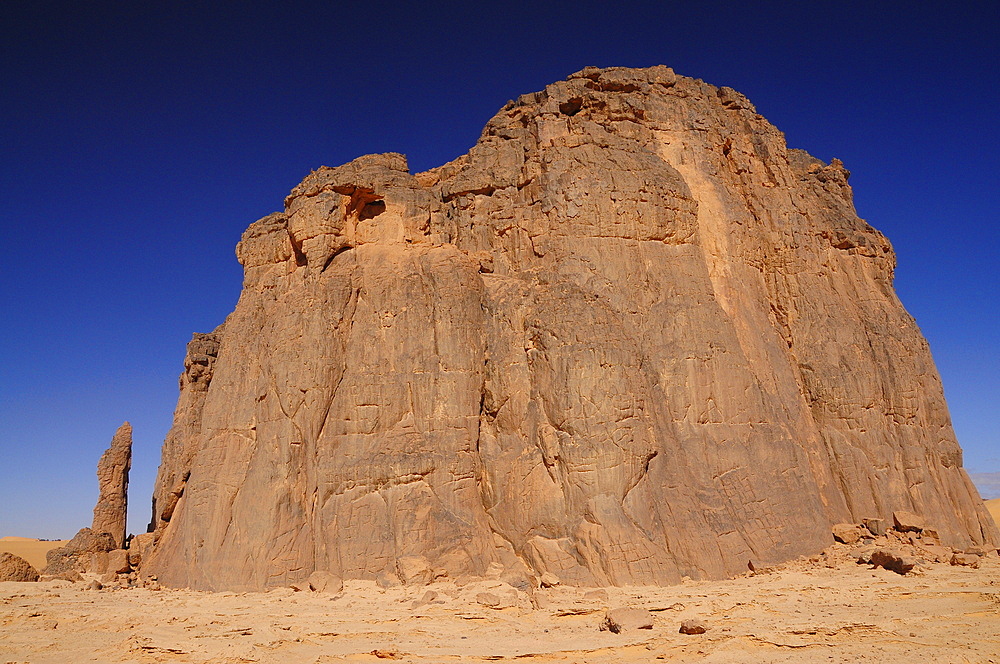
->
[[987, 499, 1000, 528], [0, 538, 68, 571]]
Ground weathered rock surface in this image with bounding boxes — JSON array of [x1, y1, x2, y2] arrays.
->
[[870, 549, 918, 575], [832, 524, 863, 545], [0, 552, 40, 582], [601, 607, 654, 633], [679, 618, 708, 635], [92, 422, 132, 548], [141, 65, 998, 591], [44, 528, 116, 576]]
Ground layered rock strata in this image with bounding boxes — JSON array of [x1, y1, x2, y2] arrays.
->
[[142, 66, 998, 590]]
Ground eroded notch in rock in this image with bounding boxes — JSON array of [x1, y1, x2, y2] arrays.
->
[[358, 199, 386, 221], [559, 98, 583, 116]]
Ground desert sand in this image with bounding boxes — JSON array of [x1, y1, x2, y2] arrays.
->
[[2, 544, 998, 663], [986, 498, 1000, 527], [0, 538, 67, 572]]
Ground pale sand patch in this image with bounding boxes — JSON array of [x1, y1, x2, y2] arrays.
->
[[987, 498, 1000, 528], [1, 552, 999, 663], [0, 539, 68, 571]]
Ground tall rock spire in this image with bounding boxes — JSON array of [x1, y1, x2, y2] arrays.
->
[[92, 421, 132, 548]]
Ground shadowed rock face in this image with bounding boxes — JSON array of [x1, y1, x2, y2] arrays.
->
[[142, 66, 998, 591]]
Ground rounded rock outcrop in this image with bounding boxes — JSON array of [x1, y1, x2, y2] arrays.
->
[[0, 552, 40, 582]]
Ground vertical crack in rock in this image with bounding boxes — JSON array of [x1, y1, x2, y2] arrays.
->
[[141, 66, 998, 591]]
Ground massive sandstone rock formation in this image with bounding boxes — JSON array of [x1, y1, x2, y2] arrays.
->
[[142, 66, 998, 591]]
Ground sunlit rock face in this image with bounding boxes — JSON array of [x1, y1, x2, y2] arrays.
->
[[142, 66, 998, 591]]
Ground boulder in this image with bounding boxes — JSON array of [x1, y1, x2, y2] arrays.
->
[[0, 552, 40, 582], [862, 518, 887, 537], [601, 607, 654, 633], [832, 523, 863, 544], [307, 570, 343, 593], [106, 549, 131, 575], [892, 511, 925, 533], [475, 592, 502, 608], [128, 532, 155, 569], [44, 528, 115, 575], [950, 553, 980, 568], [539, 572, 561, 588], [397, 556, 433, 585], [83, 552, 109, 575], [870, 549, 918, 575]]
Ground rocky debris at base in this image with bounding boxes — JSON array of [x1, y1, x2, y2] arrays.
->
[[0, 552, 40, 582], [600, 607, 654, 633]]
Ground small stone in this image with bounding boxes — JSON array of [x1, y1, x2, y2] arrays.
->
[[539, 572, 561, 588], [601, 607, 654, 633], [88, 580, 103, 591], [856, 547, 875, 565], [411, 590, 438, 609], [862, 518, 887, 537], [892, 511, 924, 533], [476, 592, 501, 608], [950, 553, 980, 568], [832, 523, 862, 544], [679, 618, 708, 635]]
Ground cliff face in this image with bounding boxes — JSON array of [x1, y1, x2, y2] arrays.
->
[[143, 66, 997, 590]]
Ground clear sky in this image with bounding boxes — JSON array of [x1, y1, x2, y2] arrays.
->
[[1, 1, 997, 539]]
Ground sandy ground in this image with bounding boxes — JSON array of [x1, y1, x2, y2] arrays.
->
[[2, 546, 999, 664], [0, 538, 68, 571]]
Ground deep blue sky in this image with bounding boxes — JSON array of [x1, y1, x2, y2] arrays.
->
[[1, 1, 997, 538]]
